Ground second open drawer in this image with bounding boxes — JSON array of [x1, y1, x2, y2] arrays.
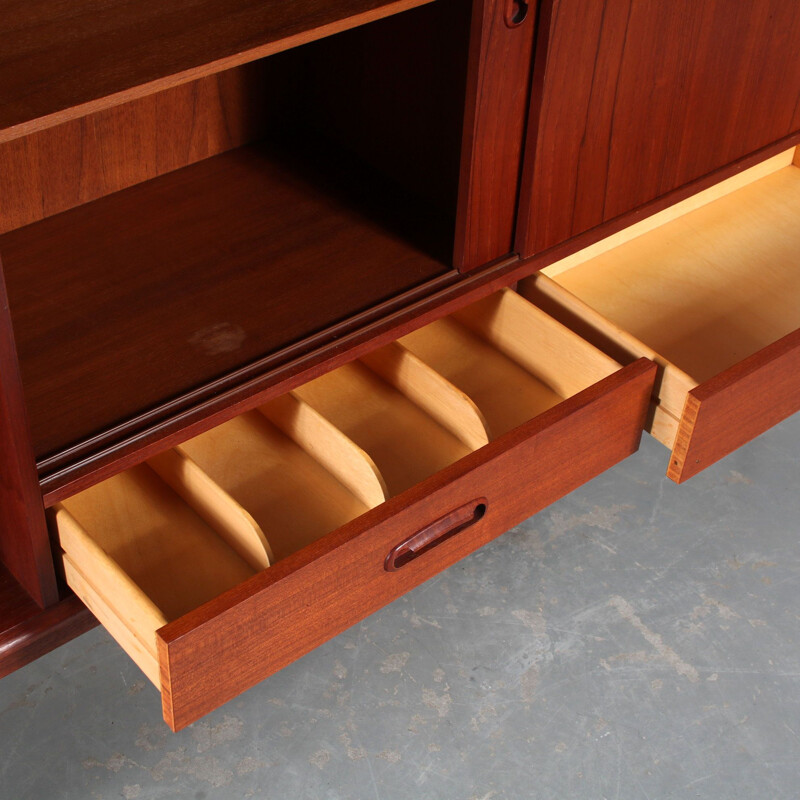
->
[[521, 147, 800, 482], [51, 288, 655, 730]]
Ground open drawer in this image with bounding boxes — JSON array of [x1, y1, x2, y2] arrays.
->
[[520, 148, 800, 482], [51, 289, 655, 730]]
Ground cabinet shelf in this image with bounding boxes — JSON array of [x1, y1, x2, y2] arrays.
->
[[1, 140, 453, 466], [0, 0, 434, 141]]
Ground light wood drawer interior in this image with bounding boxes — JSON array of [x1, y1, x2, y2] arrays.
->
[[397, 289, 620, 440], [52, 288, 626, 701], [54, 465, 267, 686], [520, 147, 800, 476]]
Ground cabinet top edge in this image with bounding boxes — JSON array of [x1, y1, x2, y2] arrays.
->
[[0, 0, 435, 144]]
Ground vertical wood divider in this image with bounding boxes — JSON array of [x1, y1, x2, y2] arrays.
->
[[0, 259, 58, 607], [148, 449, 274, 570]]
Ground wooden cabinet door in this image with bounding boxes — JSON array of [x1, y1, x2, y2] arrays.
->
[[516, 0, 800, 257], [454, 0, 537, 271]]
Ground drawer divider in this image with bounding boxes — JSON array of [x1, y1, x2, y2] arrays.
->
[[453, 287, 621, 398], [259, 391, 388, 508], [148, 448, 273, 570], [360, 340, 491, 449]]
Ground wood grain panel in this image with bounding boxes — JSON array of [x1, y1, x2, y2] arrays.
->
[[0, 65, 271, 234], [669, 329, 800, 483], [0, 264, 58, 607], [517, 0, 800, 256], [1, 142, 451, 463], [453, 0, 537, 270], [0, 0, 434, 142], [157, 358, 655, 730]]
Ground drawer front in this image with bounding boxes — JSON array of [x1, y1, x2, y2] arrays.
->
[[670, 328, 800, 482], [156, 359, 654, 730]]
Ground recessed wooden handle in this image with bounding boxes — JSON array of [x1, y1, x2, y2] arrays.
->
[[505, 0, 529, 27], [384, 499, 487, 571]]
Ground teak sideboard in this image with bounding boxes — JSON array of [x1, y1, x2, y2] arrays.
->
[[1, 0, 799, 730]]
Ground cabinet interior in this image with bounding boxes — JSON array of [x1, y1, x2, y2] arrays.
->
[[0, 0, 471, 469]]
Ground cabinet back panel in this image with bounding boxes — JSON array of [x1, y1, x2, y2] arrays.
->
[[277, 0, 471, 221], [0, 64, 277, 235]]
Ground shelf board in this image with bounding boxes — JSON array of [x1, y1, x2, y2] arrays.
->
[[1, 141, 453, 465], [0, 0, 434, 142]]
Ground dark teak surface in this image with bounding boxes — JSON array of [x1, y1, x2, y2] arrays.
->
[[1, 142, 452, 463], [454, 0, 537, 270], [517, 0, 800, 256], [0, 268, 57, 606], [0, 0, 434, 141], [0, 563, 96, 677], [0, 63, 272, 234]]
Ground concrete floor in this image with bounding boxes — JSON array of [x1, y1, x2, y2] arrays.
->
[[1, 416, 798, 800]]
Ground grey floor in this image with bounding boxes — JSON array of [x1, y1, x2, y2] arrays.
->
[[1, 416, 799, 800]]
